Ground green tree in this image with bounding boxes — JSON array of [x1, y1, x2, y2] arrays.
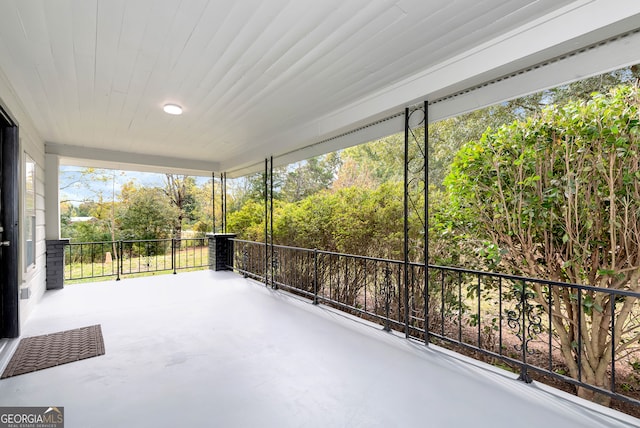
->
[[164, 175, 198, 238], [226, 200, 265, 241], [59, 168, 123, 242], [446, 84, 640, 405], [338, 134, 404, 186], [229, 167, 286, 210], [118, 186, 179, 240], [190, 179, 215, 236], [281, 154, 340, 202]]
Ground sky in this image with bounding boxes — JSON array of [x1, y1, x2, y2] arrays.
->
[[59, 165, 210, 204]]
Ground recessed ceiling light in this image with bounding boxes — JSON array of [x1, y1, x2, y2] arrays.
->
[[163, 104, 183, 115]]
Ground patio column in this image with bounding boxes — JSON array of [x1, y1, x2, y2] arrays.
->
[[44, 153, 68, 290], [44, 154, 60, 240], [207, 233, 236, 271]]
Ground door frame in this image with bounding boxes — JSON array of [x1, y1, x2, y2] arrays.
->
[[0, 105, 19, 339]]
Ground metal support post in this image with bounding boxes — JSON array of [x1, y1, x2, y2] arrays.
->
[[313, 249, 319, 305], [212, 172, 216, 233], [270, 156, 275, 289], [223, 172, 227, 233], [424, 100, 430, 345], [404, 101, 428, 341], [404, 107, 410, 338], [264, 159, 269, 286], [220, 172, 227, 234], [172, 238, 177, 274]]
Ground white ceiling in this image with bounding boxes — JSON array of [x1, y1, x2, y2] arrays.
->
[[0, 0, 639, 176]]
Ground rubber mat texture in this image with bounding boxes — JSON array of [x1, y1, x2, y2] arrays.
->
[[1, 325, 105, 379]]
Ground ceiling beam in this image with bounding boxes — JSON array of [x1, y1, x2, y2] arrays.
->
[[46, 142, 218, 176]]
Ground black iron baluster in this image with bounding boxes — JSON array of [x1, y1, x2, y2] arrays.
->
[[424, 263, 430, 345], [458, 271, 462, 342], [548, 285, 553, 373], [477, 274, 481, 347], [173, 239, 177, 275], [271, 249, 278, 290], [116, 241, 121, 281], [578, 289, 582, 383], [498, 277, 503, 356], [364, 259, 367, 314], [383, 265, 393, 332], [410, 265, 415, 335], [610, 295, 616, 393], [80, 244, 84, 278], [243, 246, 249, 278], [374, 261, 378, 315], [441, 270, 445, 337], [345, 256, 350, 306], [329, 254, 333, 302], [313, 249, 318, 305], [67, 245, 72, 280], [397, 266, 402, 327], [519, 280, 531, 383]]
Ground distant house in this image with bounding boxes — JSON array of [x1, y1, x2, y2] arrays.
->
[[69, 216, 97, 223]]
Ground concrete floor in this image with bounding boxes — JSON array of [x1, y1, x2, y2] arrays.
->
[[0, 270, 638, 428]]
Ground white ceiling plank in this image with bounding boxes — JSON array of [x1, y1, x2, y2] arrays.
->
[[197, 1, 311, 116], [111, 1, 149, 96], [171, 0, 236, 99], [0, 39, 54, 139], [122, 0, 194, 129], [72, 0, 97, 141], [188, 0, 265, 109], [34, 60, 65, 140], [192, 0, 286, 119], [71, 0, 97, 56], [43, 0, 80, 137], [214, 0, 393, 128], [93, 0, 126, 146], [14, 0, 48, 43]]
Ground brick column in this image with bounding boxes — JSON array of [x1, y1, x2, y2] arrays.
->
[[207, 233, 236, 271], [46, 239, 69, 290]]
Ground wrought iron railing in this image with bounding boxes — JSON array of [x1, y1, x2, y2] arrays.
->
[[229, 238, 640, 408], [64, 238, 209, 281]]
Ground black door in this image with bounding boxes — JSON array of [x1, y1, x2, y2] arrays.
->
[[0, 106, 19, 339]]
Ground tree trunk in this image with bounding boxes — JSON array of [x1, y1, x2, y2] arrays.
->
[[577, 386, 611, 407]]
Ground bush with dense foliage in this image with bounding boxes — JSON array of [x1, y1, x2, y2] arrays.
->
[[446, 84, 640, 404]]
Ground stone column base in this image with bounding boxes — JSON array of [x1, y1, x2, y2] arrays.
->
[[46, 239, 69, 289]]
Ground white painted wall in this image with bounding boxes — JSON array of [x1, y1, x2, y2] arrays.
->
[[0, 67, 48, 332]]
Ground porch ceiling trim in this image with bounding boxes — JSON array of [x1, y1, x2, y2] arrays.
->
[[46, 142, 218, 177]]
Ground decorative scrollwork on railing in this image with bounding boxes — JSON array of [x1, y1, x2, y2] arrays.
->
[[405, 104, 427, 257], [506, 282, 543, 356]]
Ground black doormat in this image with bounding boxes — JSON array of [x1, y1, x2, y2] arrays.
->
[[1, 325, 105, 379]]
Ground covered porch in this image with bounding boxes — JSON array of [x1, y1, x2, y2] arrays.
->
[[0, 270, 637, 427], [0, 0, 640, 424]]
